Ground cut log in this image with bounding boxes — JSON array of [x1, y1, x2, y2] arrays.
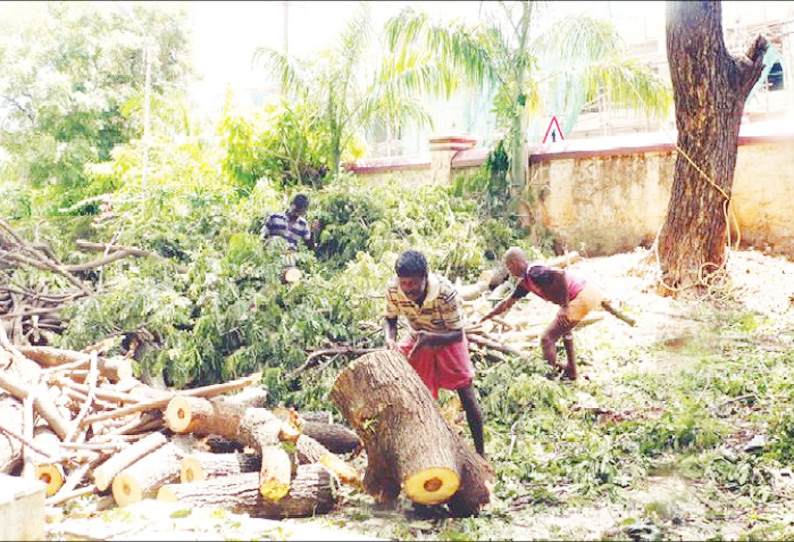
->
[[180, 452, 261, 483], [280, 266, 303, 284], [331, 350, 492, 515], [35, 463, 64, 497], [112, 440, 185, 507], [16, 346, 88, 367], [0, 371, 70, 439], [158, 464, 335, 518], [0, 397, 24, 473], [19, 347, 132, 382], [92, 431, 167, 491], [165, 396, 300, 445], [32, 426, 63, 495], [294, 434, 362, 488], [300, 421, 361, 455], [258, 445, 293, 501]]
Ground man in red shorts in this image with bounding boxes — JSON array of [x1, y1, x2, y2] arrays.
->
[[480, 246, 606, 380], [384, 250, 485, 458]]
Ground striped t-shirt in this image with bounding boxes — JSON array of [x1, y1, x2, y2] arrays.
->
[[385, 273, 464, 333], [262, 212, 310, 250]]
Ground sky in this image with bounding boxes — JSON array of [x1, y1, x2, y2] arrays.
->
[[185, 1, 489, 112]]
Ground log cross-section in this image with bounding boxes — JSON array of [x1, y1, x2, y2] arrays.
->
[[331, 350, 492, 515]]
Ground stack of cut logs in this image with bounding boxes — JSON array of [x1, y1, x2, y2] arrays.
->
[[0, 331, 364, 518]]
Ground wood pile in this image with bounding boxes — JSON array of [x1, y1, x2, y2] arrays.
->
[[0, 331, 364, 518]]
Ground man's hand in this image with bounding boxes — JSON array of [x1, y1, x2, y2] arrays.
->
[[557, 307, 572, 328], [385, 337, 398, 351], [407, 330, 431, 359]]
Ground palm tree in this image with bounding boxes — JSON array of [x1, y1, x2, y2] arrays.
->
[[385, 0, 671, 205], [253, 3, 445, 176]]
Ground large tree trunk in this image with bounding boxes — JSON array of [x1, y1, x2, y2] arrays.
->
[[658, 1, 768, 294], [331, 350, 492, 517]]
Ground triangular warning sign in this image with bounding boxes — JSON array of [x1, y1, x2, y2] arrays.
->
[[542, 116, 564, 143]]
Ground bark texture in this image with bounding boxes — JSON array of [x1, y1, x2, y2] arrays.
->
[[158, 464, 335, 518], [331, 350, 492, 516], [658, 1, 768, 294]]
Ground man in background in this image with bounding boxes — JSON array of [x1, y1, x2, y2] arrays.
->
[[262, 194, 321, 252]]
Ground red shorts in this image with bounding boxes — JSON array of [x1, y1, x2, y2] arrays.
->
[[396, 334, 475, 399]]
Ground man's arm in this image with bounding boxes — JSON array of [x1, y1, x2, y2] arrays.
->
[[384, 317, 398, 350], [303, 219, 322, 250], [480, 284, 527, 322]]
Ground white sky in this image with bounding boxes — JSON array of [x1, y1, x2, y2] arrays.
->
[[185, 1, 489, 111]]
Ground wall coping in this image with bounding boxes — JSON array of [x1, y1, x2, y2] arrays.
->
[[344, 119, 794, 173], [529, 119, 794, 163], [343, 154, 431, 174]]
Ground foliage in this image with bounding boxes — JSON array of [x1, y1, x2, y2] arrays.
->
[[219, 97, 337, 193], [0, 2, 192, 212], [253, 2, 439, 176]]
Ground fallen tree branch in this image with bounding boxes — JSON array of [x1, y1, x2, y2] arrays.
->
[[0, 421, 60, 463], [288, 347, 382, 377], [80, 372, 262, 426]]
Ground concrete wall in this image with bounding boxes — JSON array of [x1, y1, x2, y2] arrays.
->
[[528, 122, 794, 256], [345, 122, 794, 258]]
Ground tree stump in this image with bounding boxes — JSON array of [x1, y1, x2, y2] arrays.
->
[[330, 350, 492, 516], [158, 464, 335, 518]]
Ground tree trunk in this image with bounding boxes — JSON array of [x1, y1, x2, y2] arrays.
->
[[330, 350, 492, 516], [658, 1, 768, 294], [158, 464, 335, 518]]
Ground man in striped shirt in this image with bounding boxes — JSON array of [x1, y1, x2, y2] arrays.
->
[[385, 250, 485, 458], [262, 194, 320, 252]]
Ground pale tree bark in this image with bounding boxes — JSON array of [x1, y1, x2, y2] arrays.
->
[[658, 1, 767, 294]]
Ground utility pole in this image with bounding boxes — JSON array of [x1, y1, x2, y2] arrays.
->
[[282, 0, 289, 98], [283, 0, 289, 58], [114, 2, 152, 191]]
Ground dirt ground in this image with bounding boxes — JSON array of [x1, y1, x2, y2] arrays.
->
[[472, 246, 794, 541]]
